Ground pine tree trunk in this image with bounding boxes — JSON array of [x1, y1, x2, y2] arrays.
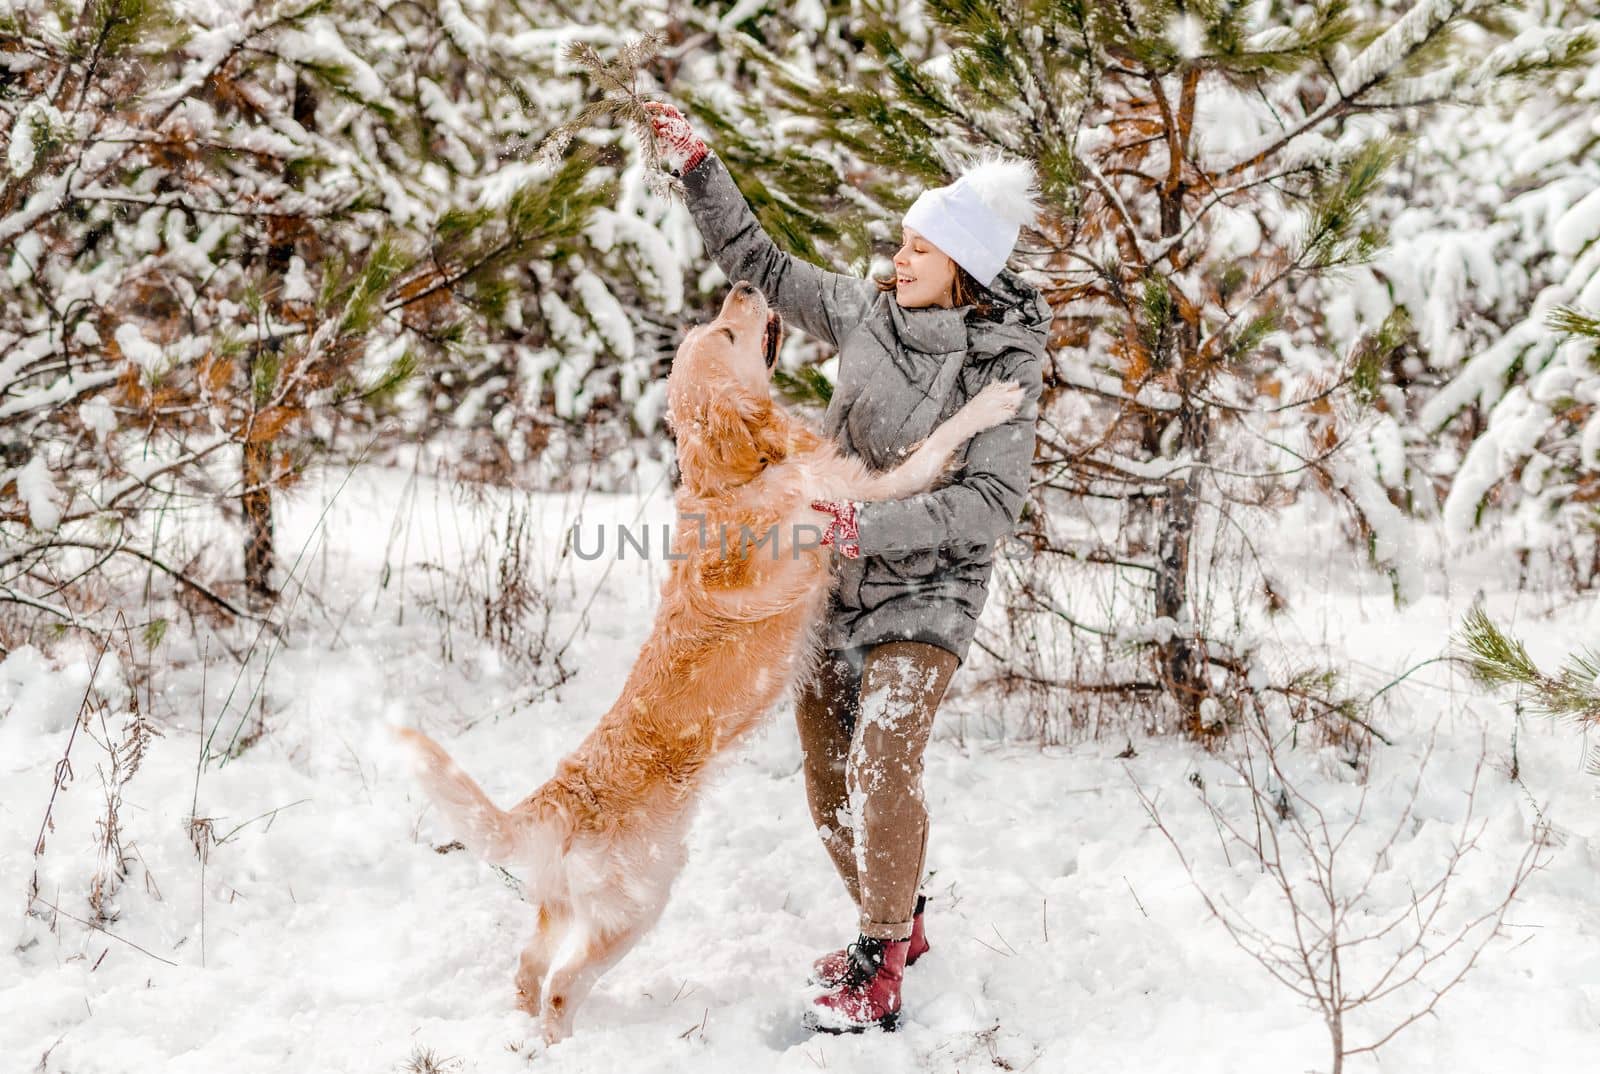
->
[[242, 432, 275, 608], [1152, 101, 1214, 737], [239, 76, 315, 610], [1153, 395, 1210, 734], [1154, 468, 1205, 732]]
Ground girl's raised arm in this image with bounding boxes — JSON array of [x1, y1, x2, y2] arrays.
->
[[648, 102, 876, 351]]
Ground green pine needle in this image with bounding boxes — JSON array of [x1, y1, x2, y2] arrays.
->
[[1460, 607, 1541, 689], [1299, 139, 1400, 272], [339, 238, 410, 337], [1138, 277, 1174, 363], [1547, 305, 1600, 341], [772, 365, 834, 408], [1459, 607, 1600, 726], [359, 350, 417, 410], [1348, 307, 1410, 405], [1223, 308, 1278, 364]]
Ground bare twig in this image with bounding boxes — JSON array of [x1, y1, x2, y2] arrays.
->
[[32, 898, 178, 967], [1131, 714, 1544, 1074]]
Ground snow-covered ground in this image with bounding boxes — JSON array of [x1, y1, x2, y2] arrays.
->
[[2, 464, 1595, 1073]]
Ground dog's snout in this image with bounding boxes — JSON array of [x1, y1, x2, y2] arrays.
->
[[718, 281, 768, 323]]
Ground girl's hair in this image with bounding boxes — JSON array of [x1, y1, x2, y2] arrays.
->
[[875, 262, 999, 319]]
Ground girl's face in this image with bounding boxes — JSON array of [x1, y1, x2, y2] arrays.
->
[[893, 228, 958, 309]]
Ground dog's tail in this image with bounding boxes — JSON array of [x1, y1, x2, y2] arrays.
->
[[395, 727, 558, 869]]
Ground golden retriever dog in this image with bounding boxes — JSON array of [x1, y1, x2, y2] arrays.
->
[[397, 280, 1022, 1042]]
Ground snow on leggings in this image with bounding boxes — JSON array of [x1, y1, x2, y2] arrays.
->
[[794, 640, 959, 940]]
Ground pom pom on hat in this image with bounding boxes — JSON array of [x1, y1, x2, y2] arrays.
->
[[960, 151, 1041, 227], [903, 151, 1040, 287]]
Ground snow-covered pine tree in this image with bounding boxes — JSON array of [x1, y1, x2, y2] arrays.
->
[[1366, 2, 1600, 579], [701, 0, 1560, 736], [205, 4, 700, 597], [336, 6, 697, 480], [0, 0, 290, 625], [631, 3, 889, 409], [0, 0, 638, 625]]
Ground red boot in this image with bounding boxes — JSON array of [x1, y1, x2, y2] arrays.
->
[[811, 895, 928, 987], [806, 936, 909, 1033]]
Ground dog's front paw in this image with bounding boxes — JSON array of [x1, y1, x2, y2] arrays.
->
[[540, 996, 572, 1045], [961, 380, 1025, 429]]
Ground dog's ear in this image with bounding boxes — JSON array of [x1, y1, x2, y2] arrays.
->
[[676, 376, 791, 495], [745, 393, 796, 470]]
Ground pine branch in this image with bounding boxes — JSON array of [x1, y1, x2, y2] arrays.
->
[[1459, 607, 1541, 689], [1348, 308, 1411, 405], [1547, 305, 1600, 341], [1203, 4, 1364, 77], [1459, 608, 1600, 726], [404, 150, 610, 318], [771, 365, 833, 408], [1220, 0, 1483, 180], [1296, 138, 1400, 272], [536, 32, 671, 193]]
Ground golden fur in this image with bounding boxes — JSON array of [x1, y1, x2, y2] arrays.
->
[[397, 282, 1022, 1042]]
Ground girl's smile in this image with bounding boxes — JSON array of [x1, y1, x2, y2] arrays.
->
[[892, 227, 958, 309]]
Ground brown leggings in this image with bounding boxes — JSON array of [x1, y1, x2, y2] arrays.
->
[[794, 641, 960, 940]]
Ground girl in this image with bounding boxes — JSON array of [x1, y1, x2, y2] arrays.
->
[[647, 102, 1051, 1033]]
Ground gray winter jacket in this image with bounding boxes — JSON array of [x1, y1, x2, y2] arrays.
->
[[681, 154, 1050, 662]]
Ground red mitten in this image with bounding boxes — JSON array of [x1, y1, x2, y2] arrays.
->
[[644, 101, 708, 174], [811, 499, 861, 560]]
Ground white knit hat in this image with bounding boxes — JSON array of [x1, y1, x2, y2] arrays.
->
[[902, 152, 1040, 287]]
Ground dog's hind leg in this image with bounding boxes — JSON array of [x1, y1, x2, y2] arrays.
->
[[539, 885, 674, 1044], [515, 900, 572, 1016]]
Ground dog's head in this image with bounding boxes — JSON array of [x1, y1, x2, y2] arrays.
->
[[667, 282, 789, 496]]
